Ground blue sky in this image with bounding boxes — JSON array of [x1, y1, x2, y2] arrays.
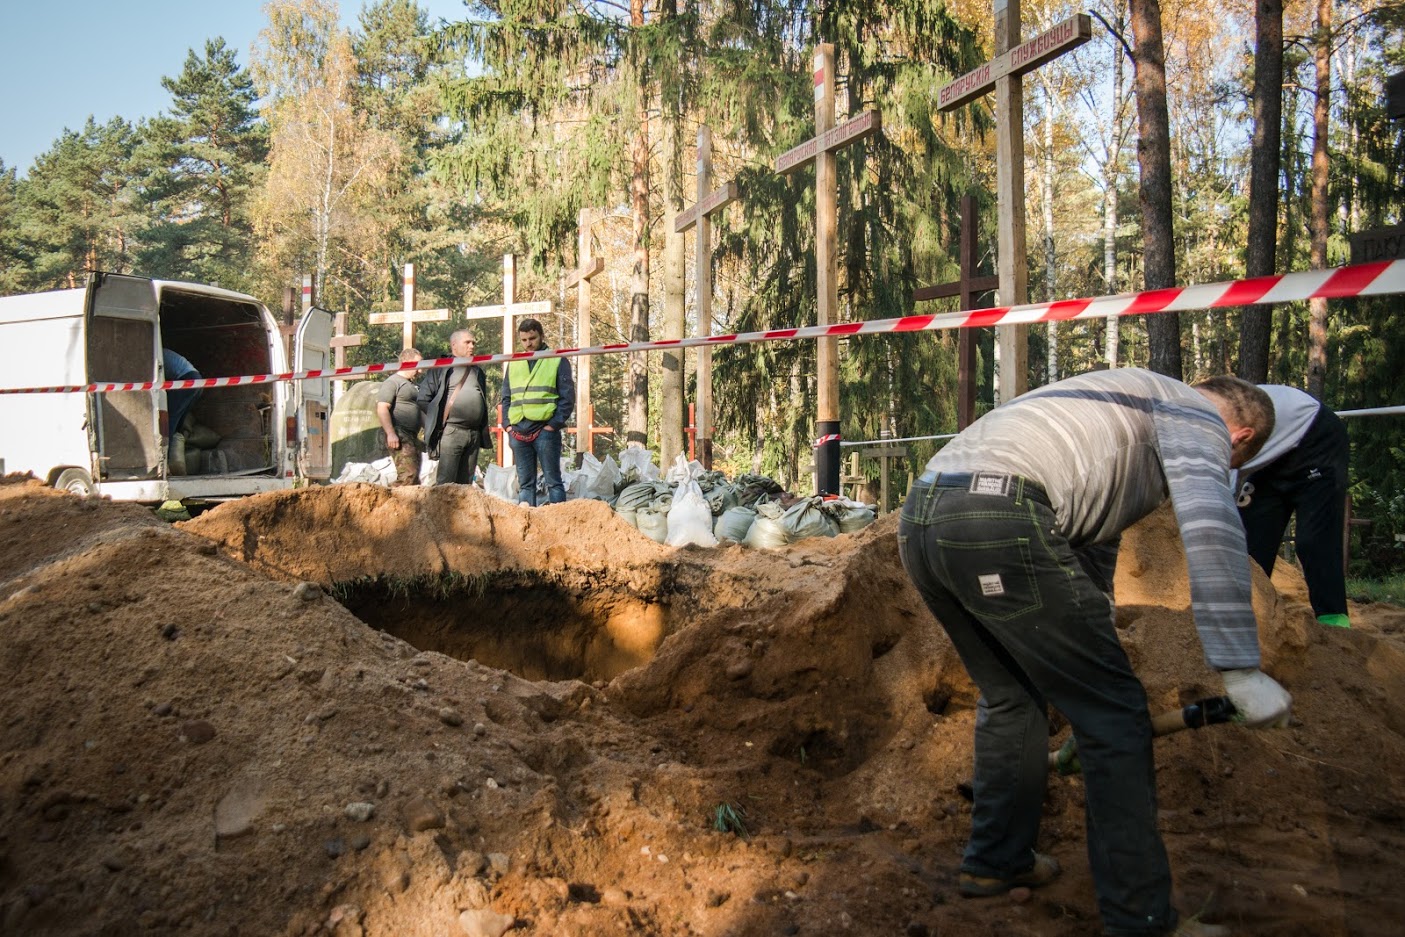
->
[[0, 0, 470, 175]]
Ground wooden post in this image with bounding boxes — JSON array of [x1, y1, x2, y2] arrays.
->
[[566, 210, 605, 457], [775, 47, 882, 494], [860, 442, 908, 513], [367, 263, 451, 350], [675, 125, 739, 470], [994, 0, 1028, 404], [279, 285, 299, 365], [914, 194, 998, 429], [937, 10, 1091, 404]]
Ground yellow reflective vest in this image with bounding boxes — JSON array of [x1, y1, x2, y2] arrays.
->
[[506, 357, 561, 424]]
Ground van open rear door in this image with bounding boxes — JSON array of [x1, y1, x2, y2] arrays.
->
[[85, 274, 162, 484], [293, 306, 334, 481]]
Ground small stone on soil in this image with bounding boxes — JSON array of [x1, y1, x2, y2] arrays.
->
[[458, 908, 514, 937], [293, 582, 321, 601], [403, 797, 444, 833], [344, 802, 375, 822], [178, 721, 216, 744], [439, 708, 463, 727]]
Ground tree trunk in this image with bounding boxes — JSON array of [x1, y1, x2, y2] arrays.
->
[[1104, 0, 1126, 368], [625, 0, 650, 448], [1306, 0, 1331, 400], [1129, 0, 1181, 379], [1236, 0, 1283, 384], [660, 87, 686, 466]]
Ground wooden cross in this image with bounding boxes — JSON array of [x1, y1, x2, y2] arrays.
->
[[462, 254, 552, 348], [463, 254, 553, 467], [775, 44, 882, 495], [565, 210, 605, 457], [368, 263, 451, 350], [938, 5, 1090, 404], [675, 125, 739, 470], [914, 195, 998, 429]]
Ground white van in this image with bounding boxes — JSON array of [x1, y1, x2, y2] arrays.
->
[[0, 273, 334, 501]]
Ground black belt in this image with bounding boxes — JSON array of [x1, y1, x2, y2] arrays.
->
[[916, 470, 1051, 509]]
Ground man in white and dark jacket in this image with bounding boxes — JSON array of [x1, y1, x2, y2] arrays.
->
[[1235, 384, 1351, 628]]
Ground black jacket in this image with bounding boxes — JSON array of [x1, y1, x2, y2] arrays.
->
[[419, 364, 489, 450]]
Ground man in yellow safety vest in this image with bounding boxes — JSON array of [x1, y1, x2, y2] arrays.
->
[[500, 318, 575, 505]]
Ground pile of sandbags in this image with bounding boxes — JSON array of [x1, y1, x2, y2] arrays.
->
[[434, 447, 879, 547], [169, 423, 227, 476], [596, 453, 877, 549]]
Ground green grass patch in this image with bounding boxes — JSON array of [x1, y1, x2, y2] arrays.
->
[[1346, 574, 1405, 605], [710, 802, 750, 839]]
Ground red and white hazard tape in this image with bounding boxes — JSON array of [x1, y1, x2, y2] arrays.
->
[[4, 260, 1402, 396], [813, 433, 842, 448]]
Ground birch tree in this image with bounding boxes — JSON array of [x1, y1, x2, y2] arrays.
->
[[252, 0, 401, 305]]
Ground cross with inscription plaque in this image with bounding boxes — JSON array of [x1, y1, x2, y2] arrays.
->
[[937, 3, 1091, 404], [775, 44, 882, 495]]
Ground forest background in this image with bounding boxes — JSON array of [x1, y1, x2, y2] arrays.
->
[[0, 0, 1401, 572]]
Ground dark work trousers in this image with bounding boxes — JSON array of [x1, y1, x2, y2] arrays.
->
[[434, 423, 482, 486], [1238, 407, 1349, 617], [898, 475, 1175, 937]]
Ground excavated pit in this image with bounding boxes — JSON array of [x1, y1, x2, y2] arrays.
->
[[8, 480, 1405, 937], [332, 570, 671, 682]]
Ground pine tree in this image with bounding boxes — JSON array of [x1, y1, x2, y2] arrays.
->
[[140, 38, 268, 288], [0, 161, 27, 294], [17, 117, 145, 290]]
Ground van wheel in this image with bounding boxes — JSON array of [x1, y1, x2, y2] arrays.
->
[[54, 468, 95, 496]]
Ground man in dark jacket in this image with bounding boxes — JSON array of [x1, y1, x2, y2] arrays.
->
[[419, 330, 489, 486]]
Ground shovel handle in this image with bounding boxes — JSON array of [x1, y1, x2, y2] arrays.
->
[[1050, 696, 1238, 776]]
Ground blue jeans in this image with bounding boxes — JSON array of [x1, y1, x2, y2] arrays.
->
[[509, 426, 565, 506], [898, 475, 1176, 937]]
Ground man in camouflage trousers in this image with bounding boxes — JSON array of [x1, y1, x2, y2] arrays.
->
[[376, 348, 424, 487]]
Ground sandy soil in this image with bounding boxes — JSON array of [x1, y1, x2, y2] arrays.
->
[[1, 477, 1402, 936]]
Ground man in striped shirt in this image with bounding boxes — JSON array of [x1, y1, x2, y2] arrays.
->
[[899, 368, 1291, 937]]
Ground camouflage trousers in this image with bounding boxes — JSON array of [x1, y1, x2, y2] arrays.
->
[[389, 430, 422, 486]]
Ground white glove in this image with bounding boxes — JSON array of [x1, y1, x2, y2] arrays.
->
[[1221, 668, 1292, 728]]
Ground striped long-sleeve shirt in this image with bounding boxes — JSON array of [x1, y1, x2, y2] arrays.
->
[[926, 367, 1260, 670]]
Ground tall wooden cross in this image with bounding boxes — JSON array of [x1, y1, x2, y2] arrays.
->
[[938, 5, 1090, 404], [914, 195, 998, 429], [463, 254, 552, 349], [368, 263, 451, 350], [463, 254, 552, 466], [775, 44, 882, 495], [675, 125, 739, 470], [565, 210, 605, 457]]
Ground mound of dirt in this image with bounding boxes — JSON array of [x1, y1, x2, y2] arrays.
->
[[1, 478, 1403, 936]]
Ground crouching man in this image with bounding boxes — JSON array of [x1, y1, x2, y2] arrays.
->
[[898, 369, 1290, 937]]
